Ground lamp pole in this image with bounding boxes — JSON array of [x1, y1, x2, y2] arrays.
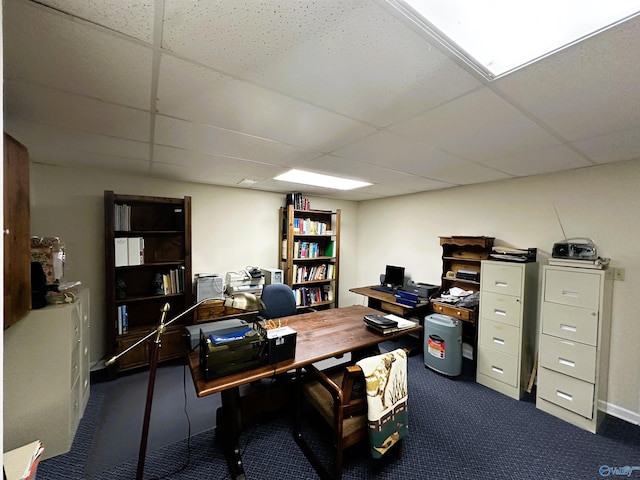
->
[[104, 293, 265, 480]]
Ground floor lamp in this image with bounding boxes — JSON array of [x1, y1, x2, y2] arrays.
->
[[104, 293, 265, 480]]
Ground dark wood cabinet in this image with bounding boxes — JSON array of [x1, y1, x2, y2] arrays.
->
[[430, 236, 494, 359], [3, 133, 31, 329], [104, 191, 193, 374], [280, 205, 340, 310]]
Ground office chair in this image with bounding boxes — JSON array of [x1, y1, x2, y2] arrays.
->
[[258, 283, 297, 319], [294, 348, 407, 480]]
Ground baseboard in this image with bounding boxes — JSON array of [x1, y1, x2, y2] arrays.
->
[[601, 401, 640, 425]]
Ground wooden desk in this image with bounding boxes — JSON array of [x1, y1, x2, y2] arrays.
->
[[350, 286, 431, 354], [188, 304, 421, 479]]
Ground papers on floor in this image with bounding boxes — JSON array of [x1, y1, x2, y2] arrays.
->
[[3, 440, 44, 480]]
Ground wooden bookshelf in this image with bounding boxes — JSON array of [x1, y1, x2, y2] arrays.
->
[[104, 191, 193, 375], [279, 205, 340, 310]]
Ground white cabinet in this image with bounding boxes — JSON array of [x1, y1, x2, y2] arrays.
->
[[536, 266, 612, 433], [477, 261, 538, 399], [3, 289, 91, 459]]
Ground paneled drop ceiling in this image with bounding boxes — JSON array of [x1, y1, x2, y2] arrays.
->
[[4, 0, 640, 201]]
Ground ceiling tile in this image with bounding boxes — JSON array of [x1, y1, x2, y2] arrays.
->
[[161, 0, 482, 126], [34, 0, 155, 43], [495, 14, 640, 142], [478, 144, 594, 177], [4, 0, 153, 109], [4, 81, 151, 142], [25, 145, 150, 173], [154, 116, 320, 166], [572, 127, 640, 164], [297, 154, 455, 192], [4, 121, 149, 162], [390, 88, 562, 161], [156, 55, 377, 151]]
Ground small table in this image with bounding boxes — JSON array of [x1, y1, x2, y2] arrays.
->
[[188, 304, 422, 479], [350, 286, 432, 354]]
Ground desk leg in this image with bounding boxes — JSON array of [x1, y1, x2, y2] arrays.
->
[[216, 387, 246, 480]]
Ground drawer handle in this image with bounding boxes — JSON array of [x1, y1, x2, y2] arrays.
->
[[495, 281, 508, 288], [492, 337, 505, 345], [560, 324, 577, 333], [560, 340, 575, 346], [556, 390, 573, 402], [494, 309, 506, 316], [558, 358, 575, 368], [561, 290, 579, 298], [491, 366, 504, 375]]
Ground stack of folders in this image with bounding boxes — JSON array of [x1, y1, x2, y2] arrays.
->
[[394, 289, 419, 307]]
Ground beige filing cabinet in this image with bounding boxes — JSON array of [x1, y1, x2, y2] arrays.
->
[[536, 266, 613, 433], [4, 289, 91, 459], [477, 261, 538, 399]]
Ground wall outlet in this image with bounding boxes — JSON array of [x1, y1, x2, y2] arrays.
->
[[613, 267, 625, 281]]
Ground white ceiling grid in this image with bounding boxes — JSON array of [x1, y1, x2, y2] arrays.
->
[[4, 0, 640, 200]]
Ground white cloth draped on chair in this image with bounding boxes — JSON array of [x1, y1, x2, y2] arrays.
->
[[356, 348, 408, 458]]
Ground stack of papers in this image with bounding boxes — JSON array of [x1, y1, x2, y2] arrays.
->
[[3, 440, 44, 480]]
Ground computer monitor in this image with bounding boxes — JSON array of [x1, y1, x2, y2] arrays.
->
[[384, 265, 405, 290]]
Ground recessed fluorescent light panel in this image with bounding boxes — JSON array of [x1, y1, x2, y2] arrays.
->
[[385, 0, 640, 79], [274, 169, 372, 190]]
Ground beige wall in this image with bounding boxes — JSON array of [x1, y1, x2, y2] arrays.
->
[[29, 158, 640, 424], [29, 163, 359, 368], [356, 158, 640, 423]]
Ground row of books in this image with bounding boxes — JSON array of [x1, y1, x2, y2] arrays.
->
[[294, 285, 334, 306], [282, 240, 335, 258], [286, 192, 310, 210], [115, 237, 144, 267], [293, 217, 329, 235], [161, 267, 186, 295], [293, 263, 335, 282], [114, 203, 132, 231]]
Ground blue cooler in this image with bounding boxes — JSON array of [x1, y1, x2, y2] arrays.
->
[[424, 313, 462, 376]]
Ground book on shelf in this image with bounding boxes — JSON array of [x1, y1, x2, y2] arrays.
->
[[324, 241, 335, 257], [117, 304, 128, 334], [127, 237, 144, 266], [114, 203, 131, 231], [115, 238, 128, 267]]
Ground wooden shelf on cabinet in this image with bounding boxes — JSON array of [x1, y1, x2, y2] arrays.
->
[[430, 236, 494, 363]]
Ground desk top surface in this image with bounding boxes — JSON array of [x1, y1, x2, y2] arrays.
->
[[188, 304, 421, 397]]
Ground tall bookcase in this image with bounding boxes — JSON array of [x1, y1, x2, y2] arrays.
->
[[104, 191, 193, 375], [279, 205, 340, 310]]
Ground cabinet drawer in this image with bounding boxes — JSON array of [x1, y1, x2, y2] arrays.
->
[[537, 367, 594, 419], [481, 262, 523, 296], [479, 319, 520, 357], [544, 269, 601, 309], [539, 334, 596, 383], [480, 291, 522, 327], [541, 302, 598, 346], [477, 348, 518, 387], [431, 302, 471, 322]]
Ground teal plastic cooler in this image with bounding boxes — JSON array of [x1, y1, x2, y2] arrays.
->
[[424, 313, 462, 376]]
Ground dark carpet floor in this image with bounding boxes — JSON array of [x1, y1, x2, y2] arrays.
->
[[36, 346, 640, 480]]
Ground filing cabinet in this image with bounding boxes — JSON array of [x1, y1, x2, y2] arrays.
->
[[477, 261, 538, 399], [4, 289, 91, 459], [536, 265, 613, 433]]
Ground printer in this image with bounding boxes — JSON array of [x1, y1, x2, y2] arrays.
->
[[226, 268, 265, 295]]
